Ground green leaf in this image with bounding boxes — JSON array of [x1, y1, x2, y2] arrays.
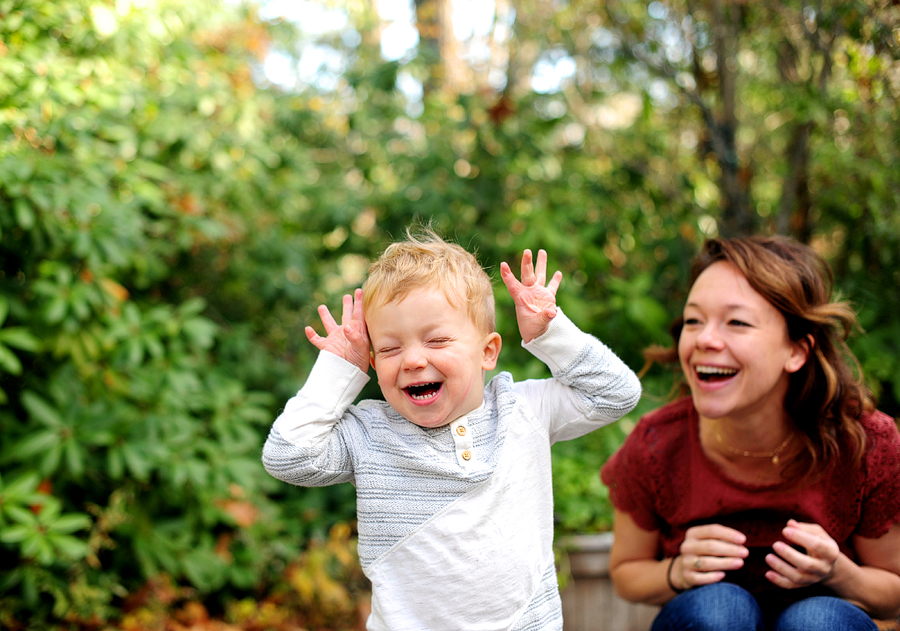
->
[[6, 431, 60, 460], [47, 533, 90, 559], [0, 327, 40, 351], [121, 443, 150, 481], [0, 524, 34, 544], [3, 505, 38, 526], [0, 344, 22, 374], [40, 445, 63, 476], [64, 440, 85, 479], [44, 296, 67, 324], [21, 392, 64, 428], [183, 317, 217, 348], [14, 198, 35, 230], [0, 472, 40, 501], [30, 536, 56, 565], [46, 514, 91, 535], [107, 447, 124, 480]]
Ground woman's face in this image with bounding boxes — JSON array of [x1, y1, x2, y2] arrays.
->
[[678, 261, 810, 424]]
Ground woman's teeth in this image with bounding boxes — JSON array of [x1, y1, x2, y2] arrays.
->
[[696, 366, 738, 381]]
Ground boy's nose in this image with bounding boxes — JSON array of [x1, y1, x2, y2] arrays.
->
[[402, 348, 428, 370]]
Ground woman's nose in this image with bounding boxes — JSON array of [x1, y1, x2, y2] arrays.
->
[[696, 323, 723, 349]]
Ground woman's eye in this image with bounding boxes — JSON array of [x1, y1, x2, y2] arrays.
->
[[729, 320, 750, 327], [683, 317, 700, 326]]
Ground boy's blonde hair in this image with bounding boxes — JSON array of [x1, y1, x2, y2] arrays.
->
[[362, 228, 496, 335]]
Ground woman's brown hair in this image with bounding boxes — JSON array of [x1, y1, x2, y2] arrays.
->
[[646, 235, 873, 481]]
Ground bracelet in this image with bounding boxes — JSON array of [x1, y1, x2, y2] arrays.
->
[[666, 555, 684, 593]]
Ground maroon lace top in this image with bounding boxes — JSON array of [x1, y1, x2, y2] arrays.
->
[[601, 397, 900, 603]]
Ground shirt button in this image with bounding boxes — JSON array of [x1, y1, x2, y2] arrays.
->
[[456, 426, 467, 436], [461, 450, 472, 461]]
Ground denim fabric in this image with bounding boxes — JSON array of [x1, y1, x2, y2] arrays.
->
[[651, 583, 877, 631]]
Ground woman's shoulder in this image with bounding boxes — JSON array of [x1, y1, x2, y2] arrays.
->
[[861, 409, 899, 436], [860, 409, 900, 462], [853, 410, 900, 538]]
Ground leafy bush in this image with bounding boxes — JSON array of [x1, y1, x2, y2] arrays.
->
[[0, 0, 355, 625]]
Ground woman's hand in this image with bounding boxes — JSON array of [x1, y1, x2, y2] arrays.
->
[[500, 248, 562, 343], [673, 524, 749, 591], [305, 288, 370, 373], [765, 519, 839, 589]]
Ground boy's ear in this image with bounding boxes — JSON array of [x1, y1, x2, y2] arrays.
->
[[369, 351, 376, 372], [481, 332, 502, 371]]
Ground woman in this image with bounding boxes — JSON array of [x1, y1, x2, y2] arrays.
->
[[601, 236, 900, 630]]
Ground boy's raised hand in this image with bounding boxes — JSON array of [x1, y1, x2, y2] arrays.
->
[[305, 288, 370, 373], [500, 249, 562, 343]]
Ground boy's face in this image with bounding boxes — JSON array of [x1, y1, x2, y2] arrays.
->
[[366, 287, 501, 429]]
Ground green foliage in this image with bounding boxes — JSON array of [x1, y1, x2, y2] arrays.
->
[[0, 0, 352, 625], [551, 425, 622, 535]]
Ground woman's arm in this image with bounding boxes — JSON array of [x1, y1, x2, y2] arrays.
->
[[609, 509, 750, 605], [608, 509, 677, 606], [840, 522, 900, 619], [770, 520, 900, 620]]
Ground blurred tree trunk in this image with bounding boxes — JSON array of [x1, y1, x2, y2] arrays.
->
[[415, 0, 467, 92], [705, 0, 753, 237], [773, 6, 837, 243]]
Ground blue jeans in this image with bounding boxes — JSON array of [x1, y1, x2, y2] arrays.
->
[[651, 583, 878, 631]]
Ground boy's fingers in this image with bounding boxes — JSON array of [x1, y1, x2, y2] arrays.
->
[[341, 293, 355, 325], [547, 270, 562, 295], [500, 261, 521, 290], [318, 304, 338, 330], [352, 288, 365, 321], [305, 326, 326, 350], [520, 249, 535, 284], [533, 249, 548, 285], [542, 306, 558, 322]]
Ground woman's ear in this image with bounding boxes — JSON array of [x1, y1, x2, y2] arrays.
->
[[786, 334, 814, 374], [481, 332, 502, 371]]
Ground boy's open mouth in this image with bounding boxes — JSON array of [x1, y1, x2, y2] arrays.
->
[[696, 366, 738, 382], [405, 382, 442, 400]]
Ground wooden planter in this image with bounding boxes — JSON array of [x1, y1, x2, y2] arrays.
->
[[559, 533, 659, 631]]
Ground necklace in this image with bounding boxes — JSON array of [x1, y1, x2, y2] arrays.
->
[[713, 423, 795, 465]]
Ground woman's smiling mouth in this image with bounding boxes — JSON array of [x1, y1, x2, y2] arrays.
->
[[695, 366, 739, 382]]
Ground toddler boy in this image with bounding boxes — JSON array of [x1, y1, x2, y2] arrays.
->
[[262, 229, 641, 630]]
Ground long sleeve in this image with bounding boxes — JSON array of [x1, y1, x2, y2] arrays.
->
[[261, 350, 370, 486], [517, 308, 642, 443]]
